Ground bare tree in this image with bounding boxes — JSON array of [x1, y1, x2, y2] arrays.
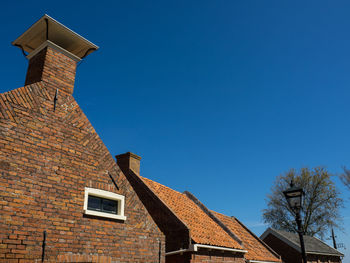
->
[[263, 167, 343, 239], [340, 167, 350, 191]]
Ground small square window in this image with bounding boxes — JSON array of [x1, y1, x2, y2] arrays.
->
[[84, 188, 126, 220]]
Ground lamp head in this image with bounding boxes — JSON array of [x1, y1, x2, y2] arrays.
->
[[283, 180, 304, 212]]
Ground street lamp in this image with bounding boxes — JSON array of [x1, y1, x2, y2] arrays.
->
[[283, 180, 307, 263]]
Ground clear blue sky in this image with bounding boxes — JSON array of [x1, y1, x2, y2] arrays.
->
[[1, 0, 349, 260]]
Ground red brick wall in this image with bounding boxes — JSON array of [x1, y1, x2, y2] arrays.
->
[[117, 167, 191, 253], [307, 254, 342, 263], [0, 79, 165, 262], [263, 234, 301, 263], [263, 234, 342, 263], [25, 46, 77, 95], [166, 251, 245, 263]]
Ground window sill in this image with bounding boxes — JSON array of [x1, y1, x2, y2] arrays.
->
[[84, 209, 127, 220]]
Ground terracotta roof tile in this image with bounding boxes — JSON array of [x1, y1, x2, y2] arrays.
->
[[140, 177, 243, 250], [212, 211, 281, 262]]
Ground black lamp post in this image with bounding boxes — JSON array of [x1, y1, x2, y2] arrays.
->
[[283, 180, 307, 263]]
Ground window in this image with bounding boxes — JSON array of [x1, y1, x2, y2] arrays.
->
[[87, 196, 118, 214], [84, 187, 126, 220]]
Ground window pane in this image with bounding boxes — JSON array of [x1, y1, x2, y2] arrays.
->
[[88, 196, 101, 211], [102, 199, 118, 214]]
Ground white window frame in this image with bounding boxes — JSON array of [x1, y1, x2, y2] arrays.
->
[[84, 187, 126, 220]]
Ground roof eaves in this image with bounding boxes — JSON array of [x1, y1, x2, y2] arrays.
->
[[309, 235, 344, 257], [248, 260, 283, 263], [193, 243, 247, 253], [166, 243, 248, 256], [306, 250, 344, 257]]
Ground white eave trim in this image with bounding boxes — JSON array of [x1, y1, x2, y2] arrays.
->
[[165, 248, 191, 256], [248, 260, 281, 263], [165, 244, 247, 256], [26, 40, 81, 62], [193, 244, 247, 253]]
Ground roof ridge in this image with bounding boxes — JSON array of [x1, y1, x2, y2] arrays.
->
[[140, 176, 185, 196]]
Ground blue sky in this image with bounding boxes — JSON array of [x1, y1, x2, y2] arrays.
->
[[1, 0, 350, 260]]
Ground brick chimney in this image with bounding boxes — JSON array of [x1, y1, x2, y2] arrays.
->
[[116, 152, 142, 176], [12, 15, 98, 95]]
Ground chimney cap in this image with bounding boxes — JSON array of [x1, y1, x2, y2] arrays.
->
[[116, 152, 142, 161], [12, 14, 99, 59]]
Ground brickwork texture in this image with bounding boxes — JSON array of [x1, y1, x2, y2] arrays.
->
[[0, 46, 165, 262], [166, 251, 245, 263]]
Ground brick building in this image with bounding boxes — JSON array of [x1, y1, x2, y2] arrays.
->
[[261, 228, 343, 263], [116, 152, 282, 263], [0, 15, 166, 262], [1, 14, 284, 263]]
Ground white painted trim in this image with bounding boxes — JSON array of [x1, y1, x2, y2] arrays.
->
[[249, 260, 281, 263], [165, 244, 247, 256], [165, 248, 192, 256], [26, 40, 81, 62], [83, 187, 126, 221], [193, 244, 247, 253]]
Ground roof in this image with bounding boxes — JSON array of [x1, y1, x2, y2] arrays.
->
[[261, 228, 344, 257], [12, 14, 98, 59], [140, 176, 244, 250], [212, 212, 281, 262]]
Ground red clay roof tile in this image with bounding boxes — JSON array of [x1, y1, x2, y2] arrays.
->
[[140, 176, 243, 250], [212, 211, 281, 262]]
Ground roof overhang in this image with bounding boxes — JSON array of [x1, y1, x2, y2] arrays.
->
[[193, 244, 247, 253], [12, 14, 98, 59], [165, 243, 247, 256], [306, 250, 344, 257], [248, 260, 281, 263]]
